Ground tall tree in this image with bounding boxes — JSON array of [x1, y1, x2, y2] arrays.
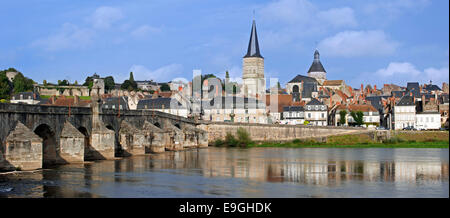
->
[[12, 72, 35, 93], [0, 72, 12, 100], [104, 76, 115, 92], [339, 110, 347, 125], [350, 111, 364, 126]]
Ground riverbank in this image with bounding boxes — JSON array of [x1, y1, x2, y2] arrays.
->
[[213, 128, 449, 148]]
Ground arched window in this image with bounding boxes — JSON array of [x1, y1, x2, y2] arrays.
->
[[293, 85, 299, 93]]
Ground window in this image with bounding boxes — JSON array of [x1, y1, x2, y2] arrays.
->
[[430, 117, 434, 122], [315, 105, 319, 110], [321, 113, 324, 118], [112, 105, 115, 109], [308, 113, 311, 118]]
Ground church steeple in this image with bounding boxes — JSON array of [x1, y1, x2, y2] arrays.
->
[[244, 20, 263, 58], [308, 49, 326, 73]]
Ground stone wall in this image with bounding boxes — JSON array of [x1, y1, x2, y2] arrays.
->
[[198, 122, 369, 143], [1, 122, 42, 171]]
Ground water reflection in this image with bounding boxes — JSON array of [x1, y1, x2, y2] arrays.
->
[[0, 147, 448, 198]]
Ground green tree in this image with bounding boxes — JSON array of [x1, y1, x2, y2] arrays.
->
[[350, 111, 364, 126], [120, 72, 137, 91], [43, 80, 48, 86], [12, 73, 35, 94], [0, 71, 12, 100], [104, 76, 115, 92], [160, 83, 170, 92], [58, 79, 69, 86], [339, 110, 347, 126]]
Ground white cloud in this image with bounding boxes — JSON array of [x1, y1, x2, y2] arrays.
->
[[375, 62, 421, 77], [317, 7, 357, 28], [90, 6, 124, 29], [258, 0, 358, 50], [318, 30, 399, 57], [128, 64, 184, 82], [424, 67, 450, 84], [32, 23, 94, 51], [131, 25, 161, 38], [352, 62, 449, 87], [364, 0, 430, 16]]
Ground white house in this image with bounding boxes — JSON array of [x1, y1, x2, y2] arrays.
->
[[416, 112, 441, 130], [304, 98, 327, 126], [394, 95, 416, 129]]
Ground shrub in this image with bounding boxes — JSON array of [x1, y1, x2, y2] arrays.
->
[[225, 132, 238, 147], [236, 127, 252, 147], [292, 139, 301, 144], [214, 139, 224, 147]]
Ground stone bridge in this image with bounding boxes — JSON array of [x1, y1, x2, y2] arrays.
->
[[0, 102, 208, 171], [0, 103, 383, 172]]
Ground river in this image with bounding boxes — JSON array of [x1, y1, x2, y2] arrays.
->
[[0, 147, 448, 198]]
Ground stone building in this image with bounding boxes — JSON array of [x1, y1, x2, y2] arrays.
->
[[332, 104, 380, 127], [242, 20, 265, 100], [307, 50, 327, 85], [286, 75, 318, 103], [10, 92, 41, 105], [393, 95, 416, 130], [201, 96, 267, 124], [304, 98, 328, 126], [137, 97, 189, 117], [282, 106, 305, 125]]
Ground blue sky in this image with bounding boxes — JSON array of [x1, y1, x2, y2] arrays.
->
[[0, 0, 448, 88]]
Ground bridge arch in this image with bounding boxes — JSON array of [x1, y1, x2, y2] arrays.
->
[[34, 123, 57, 166], [77, 126, 91, 161]]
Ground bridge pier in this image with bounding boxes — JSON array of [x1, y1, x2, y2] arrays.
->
[[1, 122, 43, 171], [142, 121, 166, 153], [119, 121, 145, 156], [59, 121, 85, 163], [164, 122, 184, 151], [89, 123, 115, 160]]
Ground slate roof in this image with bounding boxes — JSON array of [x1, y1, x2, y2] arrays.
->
[[288, 75, 318, 83], [102, 96, 129, 110], [244, 20, 263, 58], [306, 98, 324, 106], [11, 92, 40, 100], [302, 82, 318, 98], [137, 98, 185, 109], [424, 84, 441, 92], [396, 95, 415, 106], [283, 106, 304, 112], [392, 91, 406, 98], [406, 82, 420, 98], [308, 50, 326, 73]]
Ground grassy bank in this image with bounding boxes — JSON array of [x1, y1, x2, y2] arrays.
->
[[212, 128, 449, 149]]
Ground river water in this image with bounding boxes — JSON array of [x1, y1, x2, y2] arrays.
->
[[0, 147, 448, 198]]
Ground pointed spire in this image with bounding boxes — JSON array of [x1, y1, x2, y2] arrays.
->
[[308, 49, 326, 73], [244, 20, 263, 58]]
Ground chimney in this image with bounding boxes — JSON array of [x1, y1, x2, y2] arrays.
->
[[74, 95, 79, 105], [420, 86, 423, 93], [361, 84, 364, 92], [374, 85, 377, 92]]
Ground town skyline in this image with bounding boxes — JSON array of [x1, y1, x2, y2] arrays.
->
[[0, 0, 448, 87]]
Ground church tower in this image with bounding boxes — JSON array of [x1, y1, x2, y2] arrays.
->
[[242, 20, 265, 99], [307, 50, 327, 85]]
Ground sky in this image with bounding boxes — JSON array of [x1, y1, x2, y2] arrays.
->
[[0, 0, 448, 88]]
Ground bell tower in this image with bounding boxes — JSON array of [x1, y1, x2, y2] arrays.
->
[[242, 20, 265, 99]]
